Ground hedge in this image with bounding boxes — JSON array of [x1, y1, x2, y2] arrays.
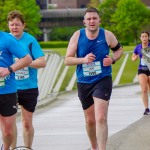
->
[[39, 41, 69, 48]]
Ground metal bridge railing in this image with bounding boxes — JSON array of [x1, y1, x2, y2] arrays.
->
[[38, 50, 138, 102]]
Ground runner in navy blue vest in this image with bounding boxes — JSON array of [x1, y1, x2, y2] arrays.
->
[[64, 7, 123, 150]]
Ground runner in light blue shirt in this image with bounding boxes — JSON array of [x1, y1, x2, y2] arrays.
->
[[14, 32, 45, 90], [0, 31, 32, 150], [7, 10, 46, 149]]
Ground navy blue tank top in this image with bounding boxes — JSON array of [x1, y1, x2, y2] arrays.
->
[[76, 28, 112, 83]]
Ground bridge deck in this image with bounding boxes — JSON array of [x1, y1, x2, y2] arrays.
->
[[0, 84, 146, 150]]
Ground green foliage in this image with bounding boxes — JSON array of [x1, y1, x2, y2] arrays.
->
[[119, 54, 139, 84], [88, 0, 100, 7], [49, 26, 83, 41], [96, 0, 150, 43], [0, 0, 41, 36], [98, 0, 118, 32], [39, 41, 69, 49], [48, 48, 67, 56], [44, 45, 138, 90], [111, 0, 150, 43]]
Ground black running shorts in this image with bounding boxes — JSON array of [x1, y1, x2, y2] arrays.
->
[[0, 93, 18, 116], [17, 88, 39, 112], [77, 76, 112, 110], [138, 69, 150, 76]]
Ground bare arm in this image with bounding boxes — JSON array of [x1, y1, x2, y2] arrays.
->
[[64, 30, 96, 66], [11, 54, 32, 71], [29, 56, 46, 68], [103, 30, 123, 66], [0, 54, 32, 77], [131, 53, 138, 61]]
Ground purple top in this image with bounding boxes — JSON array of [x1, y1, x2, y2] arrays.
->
[[133, 43, 150, 70]]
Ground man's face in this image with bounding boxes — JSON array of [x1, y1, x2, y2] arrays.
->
[[83, 12, 101, 32], [8, 18, 25, 38]]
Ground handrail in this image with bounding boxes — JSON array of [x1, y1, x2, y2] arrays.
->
[[38, 50, 138, 102]]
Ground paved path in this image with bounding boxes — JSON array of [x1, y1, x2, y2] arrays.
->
[[0, 84, 149, 150]]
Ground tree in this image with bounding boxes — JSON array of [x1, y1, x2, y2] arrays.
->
[[0, 0, 41, 36], [111, 0, 150, 43], [88, 0, 100, 7], [97, 0, 118, 32]]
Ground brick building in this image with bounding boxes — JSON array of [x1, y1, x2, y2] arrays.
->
[[37, 0, 90, 9], [48, 0, 90, 8], [142, 0, 150, 6], [37, 0, 150, 41], [37, 0, 150, 9]]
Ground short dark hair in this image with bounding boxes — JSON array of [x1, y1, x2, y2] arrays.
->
[[84, 7, 100, 16]]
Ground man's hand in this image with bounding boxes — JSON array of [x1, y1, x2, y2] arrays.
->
[[103, 55, 113, 66], [83, 53, 96, 64], [0, 67, 10, 77]]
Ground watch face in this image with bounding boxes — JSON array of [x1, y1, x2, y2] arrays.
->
[[8, 66, 13, 73]]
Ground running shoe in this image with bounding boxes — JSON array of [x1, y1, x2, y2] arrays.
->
[[143, 108, 150, 115]]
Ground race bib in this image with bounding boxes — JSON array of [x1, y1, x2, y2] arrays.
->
[[0, 77, 5, 87], [82, 61, 102, 76], [141, 58, 147, 66], [15, 67, 29, 80]]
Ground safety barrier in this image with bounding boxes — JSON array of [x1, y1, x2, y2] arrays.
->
[[38, 50, 138, 101]]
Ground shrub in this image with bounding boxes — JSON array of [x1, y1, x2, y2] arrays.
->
[[39, 41, 68, 48]]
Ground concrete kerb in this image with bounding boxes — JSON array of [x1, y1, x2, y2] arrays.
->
[[107, 116, 150, 150]]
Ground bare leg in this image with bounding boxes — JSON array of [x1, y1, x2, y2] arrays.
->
[[94, 97, 109, 150], [11, 123, 17, 149], [21, 106, 34, 148], [138, 74, 149, 109], [84, 105, 98, 149], [0, 114, 17, 150]]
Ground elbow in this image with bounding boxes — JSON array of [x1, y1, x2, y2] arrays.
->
[[121, 49, 124, 55], [39, 57, 46, 68], [64, 58, 69, 66], [27, 55, 32, 65], [43, 61, 47, 67], [43, 64, 46, 68], [64, 59, 68, 66]]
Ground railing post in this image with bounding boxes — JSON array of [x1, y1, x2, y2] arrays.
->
[[113, 53, 129, 86]]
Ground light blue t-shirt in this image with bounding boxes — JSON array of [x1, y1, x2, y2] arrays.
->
[[76, 28, 112, 83], [12, 32, 44, 90], [0, 32, 29, 94]]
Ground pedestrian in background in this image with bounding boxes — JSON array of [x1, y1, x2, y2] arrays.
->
[[132, 31, 150, 115]]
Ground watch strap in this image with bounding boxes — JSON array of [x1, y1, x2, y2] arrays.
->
[[8, 66, 13, 73]]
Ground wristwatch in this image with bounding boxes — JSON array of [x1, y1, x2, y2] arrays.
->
[[8, 66, 13, 73]]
